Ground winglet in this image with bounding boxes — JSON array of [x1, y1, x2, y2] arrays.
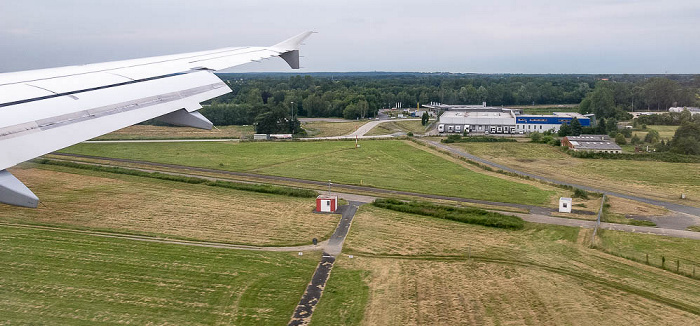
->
[[271, 31, 314, 52], [272, 31, 314, 69]]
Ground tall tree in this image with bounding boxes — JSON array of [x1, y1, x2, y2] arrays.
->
[[570, 118, 582, 136]]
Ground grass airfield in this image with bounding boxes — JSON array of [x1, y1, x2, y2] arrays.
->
[[60, 140, 555, 206], [1, 126, 699, 324]]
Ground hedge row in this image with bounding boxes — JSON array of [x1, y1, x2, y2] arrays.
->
[[442, 135, 517, 143], [372, 198, 525, 230], [34, 159, 318, 198], [564, 148, 700, 163]]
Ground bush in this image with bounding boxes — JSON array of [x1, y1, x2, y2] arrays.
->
[[631, 134, 642, 145], [372, 198, 525, 230], [573, 188, 590, 200], [407, 131, 414, 137], [530, 132, 543, 143], [615, 133, 627, 145], [644, 129, 660, 144]]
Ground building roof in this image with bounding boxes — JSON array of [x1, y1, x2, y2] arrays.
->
[[566, 135, 610, 141], [439, 110, 516, 125], [565, 135, 621, 151]]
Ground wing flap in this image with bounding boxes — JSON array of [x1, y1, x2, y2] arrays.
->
[[0, 71, 229, 171]]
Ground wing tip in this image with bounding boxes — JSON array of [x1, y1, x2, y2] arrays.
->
[[271, 31, 315, 52]]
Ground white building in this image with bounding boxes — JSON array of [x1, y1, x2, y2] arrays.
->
[[559, 197, 573, 213], [669, 107, 700, 114], [437, 110, 592, 134]]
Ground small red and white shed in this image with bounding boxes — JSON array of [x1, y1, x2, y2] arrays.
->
[[316, 195, 337, 213]]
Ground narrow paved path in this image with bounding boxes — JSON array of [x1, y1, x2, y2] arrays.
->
[[516, 214, 700, 240], [289, 202, 361, 326], [423, 139, 700, 220]]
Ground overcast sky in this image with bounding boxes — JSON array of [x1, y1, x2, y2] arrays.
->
[[1, 0, 698, 74]]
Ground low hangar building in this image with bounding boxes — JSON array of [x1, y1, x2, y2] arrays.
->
[[562, 135, 622, 153]]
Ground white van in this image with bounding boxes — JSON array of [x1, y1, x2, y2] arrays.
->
[[438, 124, 445, 133]]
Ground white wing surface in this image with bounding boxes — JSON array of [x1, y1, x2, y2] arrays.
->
[[0, 32, 313, 207]]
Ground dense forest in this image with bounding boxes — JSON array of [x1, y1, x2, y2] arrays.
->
[[197, 73, 700, 133]]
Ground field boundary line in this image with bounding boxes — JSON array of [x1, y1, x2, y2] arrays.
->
[[0, 222, 326, 252], [591, 194, 606, 245]]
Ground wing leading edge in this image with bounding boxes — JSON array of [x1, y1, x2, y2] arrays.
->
[[0, 31, 314, 207]]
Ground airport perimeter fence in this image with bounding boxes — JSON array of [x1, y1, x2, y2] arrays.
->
[[595, 246, 699, 280]]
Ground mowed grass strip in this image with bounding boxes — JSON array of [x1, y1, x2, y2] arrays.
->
[[61, 140, 553, 206], [92, 125, 254, 140], [1, 166, 337, 246], [452, 141, 700, 206], [36, 158, 317, 198], [0, 225, 318, 325], [365, 120, 427, 136], [373, 198, 524, 229], [301, 121, 368, 137]]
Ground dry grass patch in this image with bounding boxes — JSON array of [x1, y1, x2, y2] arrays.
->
[[93, 125, 254, 140], [340, 205, 700, 323], [1, 165, 337, 246], [301, 120, 369, 137], [365, 120, 426, 136], [341, 257, 699, 326], [607, 195, 669, 217]]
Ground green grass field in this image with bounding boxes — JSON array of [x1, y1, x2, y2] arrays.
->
[[632, 125, 680, 142], [0, 225, 318, 325], [451, 141, 700, 207], [60, 140, 554, 206], [597, 229, 700, 276]]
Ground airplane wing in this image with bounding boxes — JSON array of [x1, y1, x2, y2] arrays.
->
[[0, 31, 313, 207]]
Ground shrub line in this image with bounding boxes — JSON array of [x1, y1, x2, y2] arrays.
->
[[372, 198, 525, 230]]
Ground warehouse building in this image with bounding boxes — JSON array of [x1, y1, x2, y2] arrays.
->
[[437, 109, 592, 134], [437, 110, 516, 134], [515, 112, 592, 133], [561, 135, 622, 153]]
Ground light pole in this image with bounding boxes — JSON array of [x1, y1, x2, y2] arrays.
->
[[290, 101, 295, 133]]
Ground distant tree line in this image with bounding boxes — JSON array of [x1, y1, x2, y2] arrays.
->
[[578, 77, 699, 120], [189, 73, 699, 133]]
